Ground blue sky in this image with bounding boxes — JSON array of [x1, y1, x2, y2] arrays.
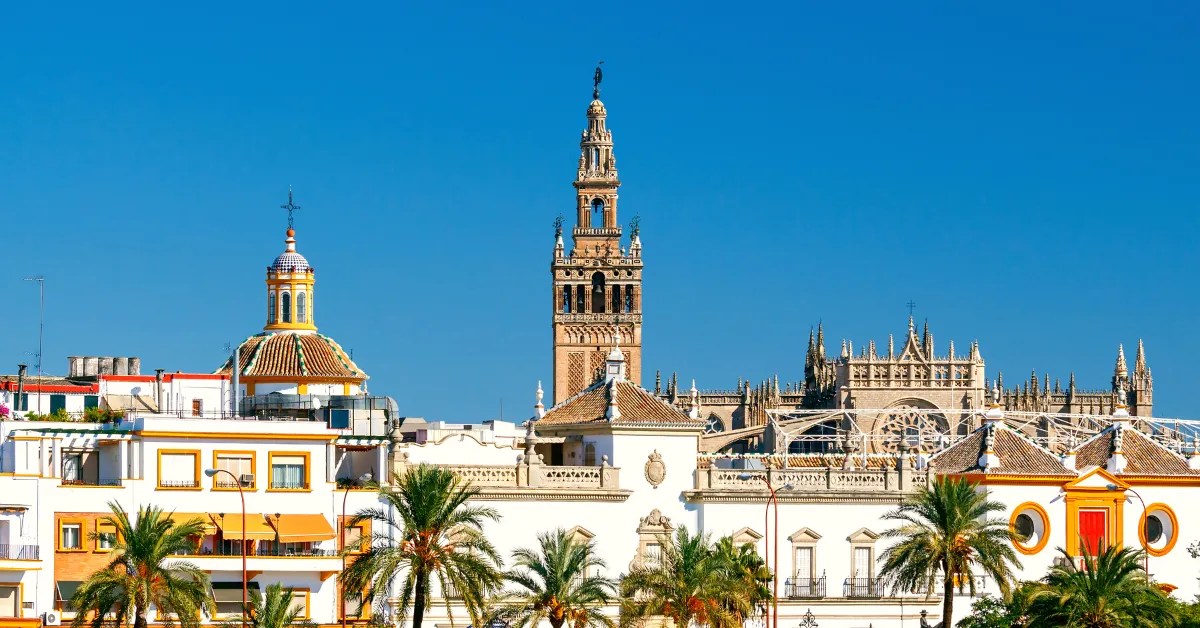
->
[[1, 2, 1197, 420]]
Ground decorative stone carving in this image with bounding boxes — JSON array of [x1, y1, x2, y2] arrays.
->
[[644, 450, 666, 488]]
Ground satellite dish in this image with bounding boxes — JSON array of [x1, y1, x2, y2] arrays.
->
[[311, 397, 322, 410], [130, 386, 142, 396]]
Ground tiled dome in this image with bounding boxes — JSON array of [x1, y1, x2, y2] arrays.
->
[[272, 251, 310, 271]]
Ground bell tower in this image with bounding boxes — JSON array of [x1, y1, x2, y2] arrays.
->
[[551, 66, 643, 404]]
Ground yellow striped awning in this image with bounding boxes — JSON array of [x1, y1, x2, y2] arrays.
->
[[269, 514, 336, 543], [211, 513, 275, 542], [168, 512, 217, 536]]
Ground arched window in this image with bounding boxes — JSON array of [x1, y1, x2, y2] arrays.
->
[[591, 272, 605, 314], [611, 284, 621, 313], [576, 284, 586, 312], [625, 286, 634, 313], [592, 148, 600, 170], [591, 198, 604, 215], [297, 292, 307, 323], [584, 443, 596, 466], [269, 291, 277, 323], [563, 285, 572, 313], [282, 292, 292, 323]]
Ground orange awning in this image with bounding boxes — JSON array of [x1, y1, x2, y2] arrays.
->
[[269, 514, 336, 543], [211, 513, 275, 541], [168, 512, 216, 536]]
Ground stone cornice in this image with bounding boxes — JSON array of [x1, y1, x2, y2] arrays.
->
[[471, 487, 632, 502], [683, 489, 909, 505]]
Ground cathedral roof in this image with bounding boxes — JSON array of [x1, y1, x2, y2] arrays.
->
[[536, 378, 702, 428], [929, 422, 1073, 476], [1075, 425, 1195, 476], [216, 332, 366, 381]]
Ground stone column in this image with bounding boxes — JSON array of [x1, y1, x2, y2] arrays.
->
[[51, 438, 61, 478]]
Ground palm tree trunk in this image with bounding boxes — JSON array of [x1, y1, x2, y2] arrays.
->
[[941, 576, 954, 628], [412, 569, 428, 628], [134, 604, 148, 628]]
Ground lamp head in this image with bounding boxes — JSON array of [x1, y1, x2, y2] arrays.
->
[[1106, 483, 1120, 491], [359, 472, 373, 483], [203, 468, 218, 478]]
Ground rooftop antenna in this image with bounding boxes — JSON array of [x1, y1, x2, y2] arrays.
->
[[281, 186, 301, 229], [23, 276, 44, 414]]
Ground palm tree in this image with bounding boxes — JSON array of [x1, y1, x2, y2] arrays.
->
[[619, 526, 744, 628], [341, 463, 503, 628], [711, 536, 771, 624], [877, 475, 1021, 628], [497, 528, 617, 628], [70, 502, 214, 628], [1028, 545, 1177, 627], [221, 583, 315, 628]]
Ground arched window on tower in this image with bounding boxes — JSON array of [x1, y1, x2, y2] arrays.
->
[[611, 284, 621, 313], [591, 272, 605, 314], [576, 284, 586, 312], [591, 198, 604, 219], [563, 285, 572, 313], [625, 286, 634, 313], [269, 291, 277, 323], [282, 292, 292, 323], [592, 148, 600, 171], [297, 292, 307, 323]]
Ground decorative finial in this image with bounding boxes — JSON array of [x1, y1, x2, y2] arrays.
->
[[906, 300, 917, 317], [629, 215, 640, 237], [553, 214, 563, 239], [281, 186, 302, 230], [1118, 386, 1127, 407], [992, 383, 1001, 406], [593, 62, 604, 100]]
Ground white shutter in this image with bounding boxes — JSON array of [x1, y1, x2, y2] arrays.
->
[[217, 455, 252, 477], [795, 547, 812, 579], [854, 547, 871, 578], [160, 453, 196, 485]]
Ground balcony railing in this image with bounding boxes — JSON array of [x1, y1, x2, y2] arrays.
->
[[159, 480, 199, 488], [62, 478, 122, 487], [430, 461, 621, 490], [175, 547, 337, 557], [784, 577, 826, 599], [0, 544, 40, 560], [269, 480, 309, 490], [843, 578, 886, 599]]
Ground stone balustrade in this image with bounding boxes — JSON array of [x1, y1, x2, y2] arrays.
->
[[689, 456, 934, 502], [395, 457, 620, 491]]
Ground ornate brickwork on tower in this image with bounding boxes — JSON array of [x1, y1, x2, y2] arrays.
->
[[551, 69, 642, 404]]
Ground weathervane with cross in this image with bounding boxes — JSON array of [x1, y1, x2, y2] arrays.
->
[[593, 61, 604, 99], [906, 300, 917, 317], [281, 187, 301, 230]]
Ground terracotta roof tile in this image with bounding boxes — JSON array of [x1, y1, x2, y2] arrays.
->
[[930, 425, 1072, 476], [536, 379, 702, 427], [216, 333, 365, 381], [1076, 426, 1196, 476]]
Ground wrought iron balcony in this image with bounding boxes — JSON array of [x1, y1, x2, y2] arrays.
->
[[843, 577, 886, 599], [0, 544, 39, 560], [784, 577, 826, 599]]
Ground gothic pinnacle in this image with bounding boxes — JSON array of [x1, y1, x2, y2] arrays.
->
[[1135, 339, 1147, 371], [1114, 344, 1128, 376]]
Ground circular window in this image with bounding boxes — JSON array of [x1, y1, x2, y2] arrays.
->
[[1010, 502, 1050, 555], [1014, 513, 1035, 542], [1145, 515, 1164, 544], [1140, 504, 1178, 557]]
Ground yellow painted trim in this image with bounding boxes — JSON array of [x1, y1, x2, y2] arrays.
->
[[297, 383, 308, 394], [246, 382, 256, 396], [266, 450, 312, 492], [58, 518, 86, 552], [1065, 495, 1124, 557], [9, 436, 41, 441], [0, 581, 23, 616], [56, 485, 125, 489], [156, 448, 202, 490], [0, 473, 40, 477], [342, 382, 351, 395], [1140, 503, 1179, 557], [212, 450, 257, 491], [1010, 502, 1051, 555], [139, 431, 335, 441], [168, 553, 339, 560]]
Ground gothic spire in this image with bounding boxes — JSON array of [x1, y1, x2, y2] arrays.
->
[[1135, 339, 1147, 374], [1114, 344, 1128, 377], [816, 323, 826, 359]]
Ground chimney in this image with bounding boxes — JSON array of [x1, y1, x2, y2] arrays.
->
[[83, 356, 98, 377], [113, 357, 129, 376], [15, 364, 28, 412], [155, 369, 165, 411], [128, 357, 141, 376]]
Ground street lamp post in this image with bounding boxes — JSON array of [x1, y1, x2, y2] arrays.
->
[[206, 468, 247, 628], [739, 473, 791, 628], [341, 472, 373, 628], [1107, 483, 1150, 575]]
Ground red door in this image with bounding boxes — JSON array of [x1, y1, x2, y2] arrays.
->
[[1079, 510, 1107, 556]]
